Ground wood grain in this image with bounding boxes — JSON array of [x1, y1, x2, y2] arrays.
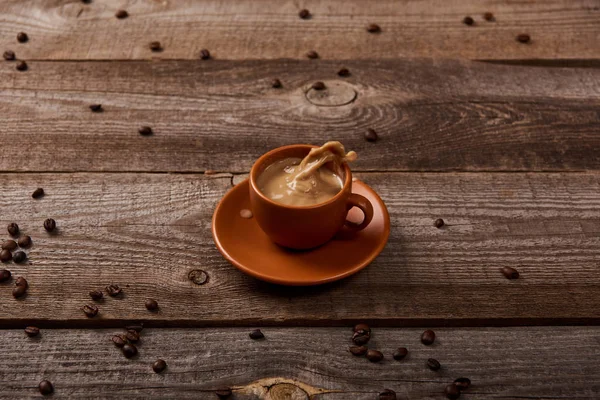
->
[[0, 172, 599, 327], [1, 59, 599, 173], [0, 0, 598, 61], [0, 327, 598, 399]]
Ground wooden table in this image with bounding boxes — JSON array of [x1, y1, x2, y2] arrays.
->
[[1, 1, 599, 398]]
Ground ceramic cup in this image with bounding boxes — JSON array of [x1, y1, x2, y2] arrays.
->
[[249, 144, 374, 249]]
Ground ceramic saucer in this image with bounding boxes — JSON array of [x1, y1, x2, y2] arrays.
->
[[212, 179, 390, 286]]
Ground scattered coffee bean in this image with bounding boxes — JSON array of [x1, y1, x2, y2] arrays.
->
[[149, 41, 162, 52], [298, 9, 311, 19], [249, 329, 264, 340], [13, 251, 26, 263], [17, 32, 29, 43], [16, 60, 27, 71], [81, 0, 91, 3], [427, 358, 441, 371], [105, 284, 122, 296], [199, 49, 211, 60], [352, 331, 370, 345], [454, 377, 471, 391], [353, 323, 370, 333], [366, 349, 384, 362], [365, 128, 378, 142], [463, 16, 474, 26], [31, 188, 44, 199], [38, 380, 53, 396], [44, 218, 56, 232], [0, 269, 11, 282], [517, 34, 531, 44], [89, 104, 103, 112], [312, 81, 326, 90], [3, 50, 15, 61], [421, 329, 435, 345], [82, 304, 98, 317], [138, 126, 153, 136], [215, 388, 232, 399], [145, 298, 159, 311], [112, 334, 127, 347], [7, 223, 19, 237], [367, 23, 381, 33], [271, 78, 282, 88], [445, 384, 461, 399], [349, 345, 368, 356], [25, 326, 40, 337], [0, 250, 12, 262], [122, 343, 138, 358], [13, 285, 27, 298], [379, 389, 397, 400], [126, 329, 140, 342], [17, 235, 32, 248], [125, 324, 143, 332], [89, 290, 104, 301], [500, 266, 520, 279], [115, 9, 128, 19], [306, 50, 319, 59], [393, 347, 408, 360], [152, 359, 167, 373], [483, 12, 495, 22], [434, 218, 444, 228], [2, 240, 17, 251], [15, 276, 28, 288], [337, 67, 350, 77]]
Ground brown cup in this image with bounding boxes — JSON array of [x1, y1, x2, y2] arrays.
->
[[249, 144, 374, 249]]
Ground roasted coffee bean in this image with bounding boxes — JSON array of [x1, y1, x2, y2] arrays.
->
[[379, 389, 397, 400], [82, 304, 99, 317], [16, 60, 27, 71], [115, 10, 128, 19], [38, 380, 53, 396], [15, 276, 28, 288], [2, 240, 17, 251], [44, 218, 56, 232], [500, 266, 520, 279], [483, 12, 495, 21], [427, 358, 441, 371], [149, 41, 162, 52], [463, 16, 474, 26], [353, 323, 371, 333], [365, 128, 378, 142], [13, 251, 26, 263], [145, 298, 159, 311], [89, 290, 104, 301], [393, 347, 408, 360], [0, 250, 12, 262], [454, 377, 471, 391], [125, 324, 143, 332], [17, 32, 29, 43], [7, 223, 19, 237], [306, 50, 319, 59], [215, 388, 232, 399], [17, 236, 32, 248], [3, 50, 15, 61], [138, 126, 153, 136], [249, 329, 264, 340], [337, 67, 350, 77], [89, 104, 103, 112], [421, 329, 436, 345], [122, 343, 138, 358], [445, 384, 461, 399], [152, 359, 167, 373], [367, 23, 381, 33], [81, 0, 91, 3], [352, 331, 370, 345], [366, 349, 384, 362], [126, 329, 140, 342], [434, 218, 444, 228], [271, 78, 282, 88], [349, 345, 368, 356], [517, 33, 531, 43], [25, 326, 40, 337], [13, 285, 27, 298], [199, 49, 211, 60], [32, 188, 45, 198], [105, 284, 122, 296], [298, 9, 310, 19], [112, 334, 127, 347], [0, 269, 11, 282], [312, 81, 326, 90]]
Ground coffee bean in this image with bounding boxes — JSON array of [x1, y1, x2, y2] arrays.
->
[[366, 349, 384, 362], [367, 23, 381, 33], [7, 223, 19, 237], [126, 330, 140, 342], [13, 285, 27, 298], [0, 250, 12, 262], [365, 128, 378, 142], [112, 334, 127, 347], [312, 81, 326, 90], [89, 104, 103, 112], [249, 329, 264, 340], [125, 324, 143, 332], [149, 41, 162, 52], [271, 78, 282, 88], [16, 60, 27, 71], [115, 10, 128, 19], [427, 358, 441, 371], [152, 359, 167, 373], [17, 32, 28, 43], [17, 236, 32, 248], [199, 49, 211, 60], [483, 12, 495, 21], [463, 16, 474, 26], [454, 377, 471, 391], [379, 389, 397, 400], [337, 67, 350, 77], [145, 298, 159, 311], [349, 345, 368, 356], [2, 240, 17, 251], [3, 50, 15, 61], [500, 266, 520, 279], [393, 347, 408, 360], [138, 126, 153, 136], [434, 218, 444, 228], [0, 269, 11, 282], [13, 251, 26, 264], [122, 343, 138, 358], [81, 0, 91, 3], [25, 326, 40, 337], [89, 290, 104, 301], [82, 304, 98, 317], [105, 284, 122, 296], [38, 380, 53, 396], [352, 331, 370, 345], [445, 384, 461, 399], [353, 323, 370, 333], [15, 276, 28, 288], [298, 9, 311, 19], [32, 188, 45, 199], [306, 50, 319, 59], [421, 329, 435, 345], [517, 33, 531, 43], [216, 388, 232, 399], [44, 218, 56, 232]]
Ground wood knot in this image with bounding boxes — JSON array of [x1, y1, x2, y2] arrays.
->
[[305, 80, 357, 107], [268, 383, 309, 400], [188, 269, 209, 285]]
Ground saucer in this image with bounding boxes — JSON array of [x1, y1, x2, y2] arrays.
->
[[212, 179, 390, 286]]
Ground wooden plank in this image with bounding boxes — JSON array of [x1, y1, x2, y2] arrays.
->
[[0, 327, 598, 399], [0, 172, 599, 327], [0, 0, 598, 61], [1, 59, 599, 173]]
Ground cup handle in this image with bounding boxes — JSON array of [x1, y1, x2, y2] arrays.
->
[[344, 193, 374, 231]]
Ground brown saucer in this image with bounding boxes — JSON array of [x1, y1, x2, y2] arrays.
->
[[212, 179, 390, 286]]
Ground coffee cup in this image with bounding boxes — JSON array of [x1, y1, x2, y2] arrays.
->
[[249, 144, 374, 249]]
